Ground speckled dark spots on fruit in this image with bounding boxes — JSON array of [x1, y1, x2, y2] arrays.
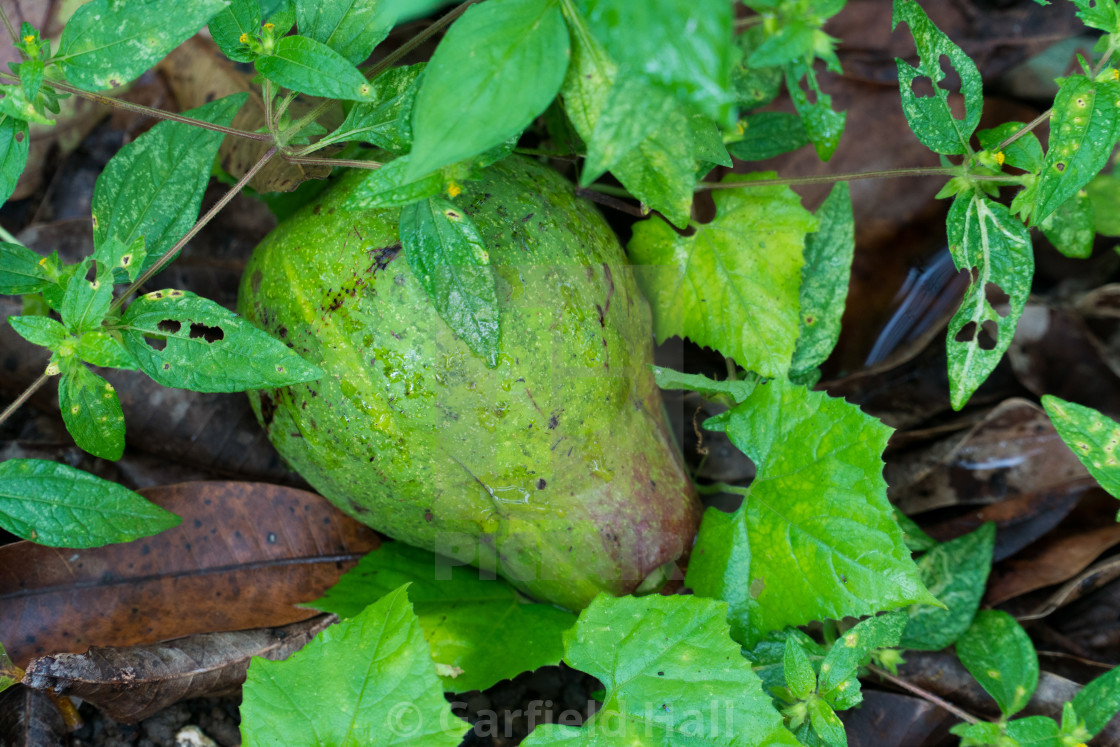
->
[[424, 509, 434, 522], [313, 204, 321, 215]]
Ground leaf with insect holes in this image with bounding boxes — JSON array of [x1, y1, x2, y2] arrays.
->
[[956, 610, 1038, 718], [8, 315, 68, 350], [629, 174, 816, 378], [59, 361, 126, 461], [208, 0, 262, 63], [60, 257, 113, 334], [241, 585, 464, 747], [945, 192, 1032, 411], [0, 115, 29, 206], [892, 0, 983, 155], [785, 60, 846, 161], [93, 235, 147, 285], [325, 64, 424, 152], [1071, 0, 1120, 34], [522, 595, 799, 746], [407, 0, 569, 179], [1042, 395, 1120, 504], [295, 0, 396, 66], [0, 458, 179, 547], [0, 242, 52, 295], [400, 197, 500, 368], [686, 378, 936, 647], [92, 94, 247, 279], [1033, 74, 1120, 224], [57, 0, 227, 92], [120, 289, 323, 393], [256, 35, 374, 101], [1072, 662, 1120, 738], [340, 156, 444, 210]]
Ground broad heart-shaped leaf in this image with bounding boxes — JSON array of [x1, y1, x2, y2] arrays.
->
[[255, 35, 374, 101], [0, 459, 179, 547], [59, 361, 126, 461], [522, 595, 799, 746], [209, 0, 262, 63], [92, 94, 247, 278], [120, 289, 323, 393], [892, 0, 983, 155], [628, 175, 815, 378], [956, 610, 1038, 718], [306, 542, 575, 693], [685, 378, 936, 647], [241, 586, 465, 747], [56, 0, 227, 92], [901, 522, 994, 651], [790, 182, 854, 380], [406, 0, 569, 179], [1041, 396, 1120, 504], [945, 192, 1033, 411], [323, 64, 424, 152], [400, 197, 500, 368], [575, 0, 735, 126], [1072, 663, 1120, 737], [1033, 74, 1120, 224], [295, 0, 395, 65], [0, 115, 29, 205]]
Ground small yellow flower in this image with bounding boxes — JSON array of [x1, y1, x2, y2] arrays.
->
[[1112, 69, 1119, 82], [995, 151, 1006, 166], [239, 32, 249, 44], [447, 181, 462, 198], [263, 22, 275, 30], [22, 35, 34, 44]]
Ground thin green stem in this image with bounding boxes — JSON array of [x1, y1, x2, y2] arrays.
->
[[0, 5, 18, 46], [282, 154, 382, 170], [0, 373, 49, 429], [263, 80, 276, 137], [0, 223, 22, 245], [697, 167, 956, 191], [867, 665, 980, 725]]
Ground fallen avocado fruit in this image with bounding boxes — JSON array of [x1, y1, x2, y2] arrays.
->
[[238, 156, 700, 610]]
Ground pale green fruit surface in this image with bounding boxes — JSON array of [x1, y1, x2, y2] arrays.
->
[[238, 156, 700, 610]]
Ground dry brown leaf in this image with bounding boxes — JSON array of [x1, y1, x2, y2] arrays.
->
[[0, 685, 68, 746], [0, 482, 379, 666]]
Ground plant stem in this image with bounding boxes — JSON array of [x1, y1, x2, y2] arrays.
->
[[0, 223, 22, 245], [0, 5, 18, 46], [0, 373, 50, 429], [866, 665, 980, 725], [281, 154, 382, 170], [111, 147, 278, 311], [0, 71, 272, 142], [698, 167, 956, 191]]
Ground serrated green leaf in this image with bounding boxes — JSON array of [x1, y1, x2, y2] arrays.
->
[[891, 0, 983, 155], [945, 192, 1033, 410], [785, 61, 845, 161], [57, 0, 227, 92], [807, 699, 846, 747], [783, 638, 816, 700], [1041, 395, 1120, 504], [255, 35, 374, 101], [0, 115, 29, 205], [901, 522, 994, 650], [120, 289, 323, 392], [819, 613, 906, 709], [894, 508, 937, 552], [407, 0, 569, 178], [686, 379, 935, 646], [307, 543, 575, 693], [8, 314, 68, 350], [59, 361, 125, 461], [1071, 0, 1120, 34], [977, 122, 1044, 174], [956, 609, 1038, 718], [339, 156, 444, 210], [522, 595, 799, 746], [60, 257, 112, 333], [1040, 190, 1094, 258], [241, 585, 465, 746], [1071, 663, 1120, 737], [0, 458, 179, 547], [0, 241, 51, 295], [92, 94, 247, 278], [629, 175, 815, 377], [295, 0, 395, 65], [400, 196, 500, 368], [209, 0, 261, 63], [323, 64, 424, 152], [727, 112, 810, 162], [75, 330, 138, 370], [650, 365, 756, 403], [576, 0, 735, 126], [790, 182, 854, 378], [1006, 715, 1061, 746]]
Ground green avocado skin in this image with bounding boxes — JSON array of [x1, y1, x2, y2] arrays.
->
[[238, 156, 700, 610]]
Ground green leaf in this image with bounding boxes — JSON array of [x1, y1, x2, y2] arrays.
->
[[0, 241, 51, 295], [748, 20, 815, 69], [1006, 716, 1061, 746], [1071, 0, 1120, 34], [307, 542, 575, 693], [894, 509, 937, 552], [727, 112, 810, 162], [783, 637, 817, 700], [255, 35, 374, 101], [522, 595, 799, 746], [59, 361, 126, 461], [977, 122, 1044, 173], [732, 27, 782, 111], [807, 699, 846, 747], [1071, 664, 1120, 737], [60, 257, 113, 334], [407, 0, 569, 179], [891, 0, 983, 155], [580, 77, 676, 185], [8, 314, 68, 350], [956, 609, 1038, 718], [241, 585, 464, 746], [339, 156, 444, 210], [950, 721, 1004, 747], [0, 115, 29, 205], [120, 289, 323, 392], [901, 522, 995, 651], [1034, 74, 1120, 223], [0, 641, 18, 695], [57, 0, 227, 91], [785, 61, 845, 161], [819, 613, 906, 709], [790, 182, 854, 379], [400, 197, 500, 368], [629, 175, 815, 378], [0, 458, 179, 547], [92, 94, 247, 277], [76, 330, 138, 370], [209, 0, 262, 63], [324, 64, 424, 152], [945, 192, 1033, 410], [1039, 190, 1094, 259], [1041, 395, 1120, 504], [1087, 171, 1120, 236], [295, 0, 395, 65], [93, 234, 147, 284], [576, 0, 735, 125], [650, 365, 756, 404], [687, 379, 936, 646]]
